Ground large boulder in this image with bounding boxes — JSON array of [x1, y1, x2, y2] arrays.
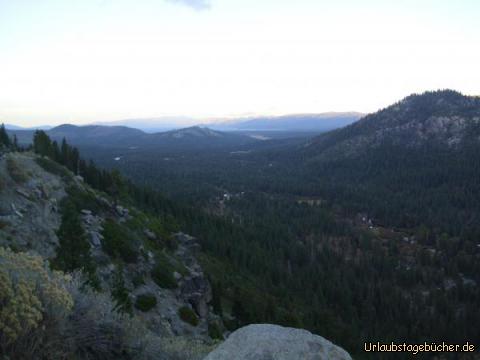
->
[[203, 324, 352, 360]]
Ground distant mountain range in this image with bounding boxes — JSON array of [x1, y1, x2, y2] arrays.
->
[[4, 124, 52, 131], [4, 112, 362, 147], [48, 112, 362, 132], [208, 112, 363, 131], [8, 124, 256, 149], [92, 117, 196, 133]]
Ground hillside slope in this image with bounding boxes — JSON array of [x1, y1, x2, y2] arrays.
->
[[296, 90, 480, 234], [306, 90, 480, 160], [0, 151, 219, 359]]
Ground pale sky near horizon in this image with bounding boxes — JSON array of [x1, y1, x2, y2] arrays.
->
[[0, 0, 479, 127]]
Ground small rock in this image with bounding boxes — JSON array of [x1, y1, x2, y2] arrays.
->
[[49, 198, 58, 213], [97, 196, 112, 208], [11, 203, 23, 218], [144, 228, 156, 240], [173, 271, 182, 281], [90, 232, 103, 247], [116, 205, 129, 217], [189, 293, 208, 318], [16, 188, 31, 199]]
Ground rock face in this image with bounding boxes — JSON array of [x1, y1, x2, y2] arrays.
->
[[0, 153, 67, 258], [203, 324, 352, 360]]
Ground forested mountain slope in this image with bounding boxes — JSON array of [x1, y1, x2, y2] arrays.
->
[[298, 90, 480, 236], [306, 90, 480, 159]]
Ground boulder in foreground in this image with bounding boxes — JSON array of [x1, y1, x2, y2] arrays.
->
[[203, 324, 352, 360]]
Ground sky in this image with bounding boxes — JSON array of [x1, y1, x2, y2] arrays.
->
[[0, 0, 479, 127]]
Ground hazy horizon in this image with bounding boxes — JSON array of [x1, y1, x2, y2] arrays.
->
[[3, 110, 365, 130], [1, 0, 479, 127]]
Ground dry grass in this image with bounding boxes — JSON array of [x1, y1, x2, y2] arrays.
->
[[6, 157, 28, 183]]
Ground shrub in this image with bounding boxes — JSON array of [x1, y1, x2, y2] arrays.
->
[[6, 157, 28, 183], [178, 306, 199, 326], [111, 266, 133, 315], [208, 321, 224, 340], [0, 247, 73, 356], [132, 272, 146, 288], [35, 157, 72, 180], [135, 293, 157, 312], [102, 219, 138, 263], [125, 213, 177, 251], [66, 185, 104, 213], [151, 261, 177, 289]]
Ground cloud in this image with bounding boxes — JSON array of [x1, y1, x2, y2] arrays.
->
[[165, 0, 211, 11]]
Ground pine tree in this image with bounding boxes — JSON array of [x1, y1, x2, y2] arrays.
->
[[52, 140, 61, 162], [12, 134, 18, 150], [33, 130, 52, 157], [60, 138, 69, 166], [51, 200, 99, 289], [0, 123, 10, 147]]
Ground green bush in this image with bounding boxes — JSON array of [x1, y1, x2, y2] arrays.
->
[[208, 321, 224, 340], [35, 157, 72, 180], [178, 306, 199, 326], [65, 186, 104, 213], [135, 293, 157, 312], [151, 261, 177, 289], [102, 219, 138, 263], [125, 213, 177, 251], [111, 266, 133, 315], [132, 272, 146, 288]]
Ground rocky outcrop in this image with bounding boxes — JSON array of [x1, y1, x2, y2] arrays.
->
[[81, 209, 104, 247], [203, 324, 352, 360], [0, 153, 66, 258], [0, 151, 220, 351], [175, 232, 213, 319]]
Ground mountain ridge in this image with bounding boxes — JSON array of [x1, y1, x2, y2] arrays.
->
[[9, 124, 256, 149], [306, 90, 480, 160], [209, 112, 363, 131]]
